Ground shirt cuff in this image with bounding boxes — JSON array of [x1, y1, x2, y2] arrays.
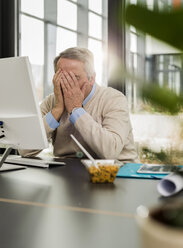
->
[[46, 111, 60, 129], [69, 108, 86, 125]]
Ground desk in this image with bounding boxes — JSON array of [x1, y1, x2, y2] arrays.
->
[[0, 159, 166, 248]]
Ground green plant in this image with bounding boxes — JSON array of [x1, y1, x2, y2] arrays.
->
[[126, 4, 183, 51]]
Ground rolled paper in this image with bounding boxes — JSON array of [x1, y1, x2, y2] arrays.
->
[[157, 173, 183, 197]]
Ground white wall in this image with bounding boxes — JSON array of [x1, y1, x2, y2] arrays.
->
[[130, 114, 183, 152]]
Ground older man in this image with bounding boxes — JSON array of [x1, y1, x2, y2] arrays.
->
[[19, 47, 138, 163]]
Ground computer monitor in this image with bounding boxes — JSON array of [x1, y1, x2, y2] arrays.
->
[[0, 56, 48, 171]]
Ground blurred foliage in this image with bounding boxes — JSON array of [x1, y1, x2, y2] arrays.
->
[[137, 99, 183, 114], [125, 4, 183, 51], [109, 61, 183, 114], [124, 4, 183, 115], [140, 147, 183, 165], [141, 84, 183, 114]]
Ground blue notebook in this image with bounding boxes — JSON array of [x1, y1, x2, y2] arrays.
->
[[117, 163, 171, 179]]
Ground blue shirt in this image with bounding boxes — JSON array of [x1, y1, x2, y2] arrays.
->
[[46, 83, 96, 129]]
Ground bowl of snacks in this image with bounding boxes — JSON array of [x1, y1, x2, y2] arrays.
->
[[81, 159, 123, 183]]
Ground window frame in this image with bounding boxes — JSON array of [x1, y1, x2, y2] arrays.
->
[[19, 0, 108, 99]]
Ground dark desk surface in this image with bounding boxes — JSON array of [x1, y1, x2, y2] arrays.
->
[[0, 159, 172, 248]]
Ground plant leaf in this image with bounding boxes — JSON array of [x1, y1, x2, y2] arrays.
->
[[126, 4, 183, 51]]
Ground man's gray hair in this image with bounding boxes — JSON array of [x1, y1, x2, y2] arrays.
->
[[54, 47, 95, 79]]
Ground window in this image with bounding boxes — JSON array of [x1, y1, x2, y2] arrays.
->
[[88, 1, 107, 85], [89, 13, 102, 40], [21, 0, 44, 18], [19, 0, 108, 101], [124, 0, 183, 160], [20, 0, 44, 101], [20, 16, 44, 66], [57, 0, 77, 30], [125, 0, 182, 112], [88, 38, 103, 84], [89, 0, 102, 14], [56, 28, 77, 54]]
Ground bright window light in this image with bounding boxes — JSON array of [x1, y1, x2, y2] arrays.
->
[[130, 26, 136, 33], [130, 32, 137, 53], [20, 15, 44, 101], [57, 0, 77, 30], [130, 0, 137, 4], [88, 38, 103, 85], [89, 0, 102, 14], [21, 0, 44, 18], [20, 15, 44, 65], [56, 28, 77, 54], [146, 0, 154, 9], [89, 12, 102, 39]]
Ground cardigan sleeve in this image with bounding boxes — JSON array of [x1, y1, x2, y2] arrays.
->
[[74, 93, 132, 159]]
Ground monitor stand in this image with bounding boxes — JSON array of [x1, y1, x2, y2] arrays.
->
[[0, 147, 26, 172]]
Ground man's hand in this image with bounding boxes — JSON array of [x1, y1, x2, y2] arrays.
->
[[52, 69, 65, 121], [60, 71, 87, 114]]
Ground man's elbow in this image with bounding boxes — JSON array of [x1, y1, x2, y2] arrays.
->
[[101, 150, 121, 159], [100, 140, 123, 159]]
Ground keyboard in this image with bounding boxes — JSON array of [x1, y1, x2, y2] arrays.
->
[[0, 163, 26, 172], [3, 155, 66, 168]]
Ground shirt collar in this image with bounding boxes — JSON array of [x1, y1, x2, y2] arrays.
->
[[82, 83, 96, 107]]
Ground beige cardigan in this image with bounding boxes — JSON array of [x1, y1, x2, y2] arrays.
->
[[19, 84, 139, 163]]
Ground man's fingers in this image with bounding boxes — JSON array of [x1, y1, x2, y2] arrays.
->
[[60, 83, 65, 94], [60, 74, 70, 94], [53, 69, 60, 79], [63, 71, 75, 88], [53, 68, 61, 80], [69, 71, 79, 86], [60, 79, 67, 94], [53, 69, 62, 87], [55, 70, 62, 83]]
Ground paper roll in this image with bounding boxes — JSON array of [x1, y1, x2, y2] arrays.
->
[[157, 173, 183, 197]]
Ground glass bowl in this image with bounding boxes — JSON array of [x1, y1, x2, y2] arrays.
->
[[81, 159, 123, 183]]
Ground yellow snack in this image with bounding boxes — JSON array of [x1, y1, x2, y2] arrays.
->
[[88, 163, 119, 183]]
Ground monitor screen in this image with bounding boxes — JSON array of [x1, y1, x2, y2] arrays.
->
[[0, 56, 48, 150]]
